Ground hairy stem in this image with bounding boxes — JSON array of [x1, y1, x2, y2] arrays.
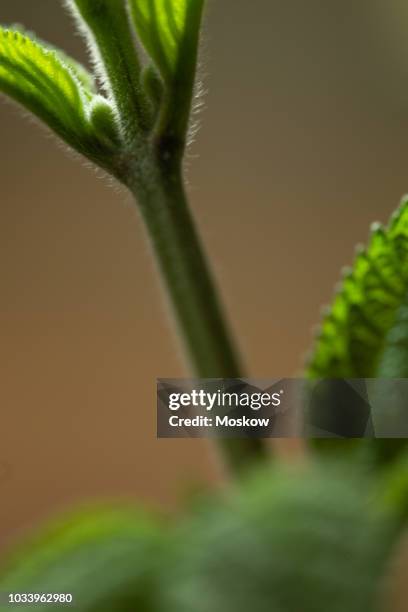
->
[[129, 159, 268, 474]]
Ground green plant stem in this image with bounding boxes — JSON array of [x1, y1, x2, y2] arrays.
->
[[129, 159, 269, 475]]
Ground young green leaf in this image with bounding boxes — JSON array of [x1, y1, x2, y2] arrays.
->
[[66, 0, 150, 141], [11, 24, 97, 99], [0, 26, 122, 174], [129, 0, 204, 82], [129, 0, 205, 151], [0, 28, 89, 145], [55, 49, 96, 99], [308, 196, 408, 378], [89, 95, 122, 149], [0, 508, 164, 612]]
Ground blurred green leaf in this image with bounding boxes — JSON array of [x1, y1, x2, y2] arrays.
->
[[0, 507, 163, 612], [377, 451, 408, 524], [308, 196, 408, 378], [377, 296, 408, 377], [162, 463, 394, 612]]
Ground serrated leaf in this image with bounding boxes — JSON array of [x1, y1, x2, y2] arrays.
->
[[0, 28, 89, 143], [55, 51, 96, 100], [0, 507, 163, 612], [0, 27, 121, 171], [162, 464, 394, 612], [10, 24, 97, 99], [129, 0, 205, 143], [308, 196, 408, 378]]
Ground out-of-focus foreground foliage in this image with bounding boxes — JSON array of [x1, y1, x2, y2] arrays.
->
[[0, 461, 404, 612]]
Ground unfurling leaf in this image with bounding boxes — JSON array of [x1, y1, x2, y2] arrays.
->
[[0, 508, 163, 612], [129, 0, 205, 147], [0, 27, 120, 170], [308, 196, 408, 378]]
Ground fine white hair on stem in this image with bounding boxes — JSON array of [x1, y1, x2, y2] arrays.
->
[[183, 17, 209, 181], [63, 0, 118, 114]]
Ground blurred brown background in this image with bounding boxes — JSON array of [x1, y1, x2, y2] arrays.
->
[[1, 0, 408, 548]]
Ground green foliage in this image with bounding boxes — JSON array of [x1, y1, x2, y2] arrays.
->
[[66, 0, 149, 141], [307, 199, 408, 467], [11, 24, 97, 97], [161, 463, 394, 612], [0, 4, 404, 610], [67, 0, 205, 151], [0, 28, 87, 141], [129, 0, 204, 83], [88, 96, 122, 149], [0, 1, 205, 177], [377, 451, 408, 524], [0, 508, 163, 612], [142, 65, 164, 115], [0, 464, 399, 612], [308, 196, 408, 378], [377, 295, 408, 376], [0, 27, 120, 170], [129, 0, 205, 148]]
